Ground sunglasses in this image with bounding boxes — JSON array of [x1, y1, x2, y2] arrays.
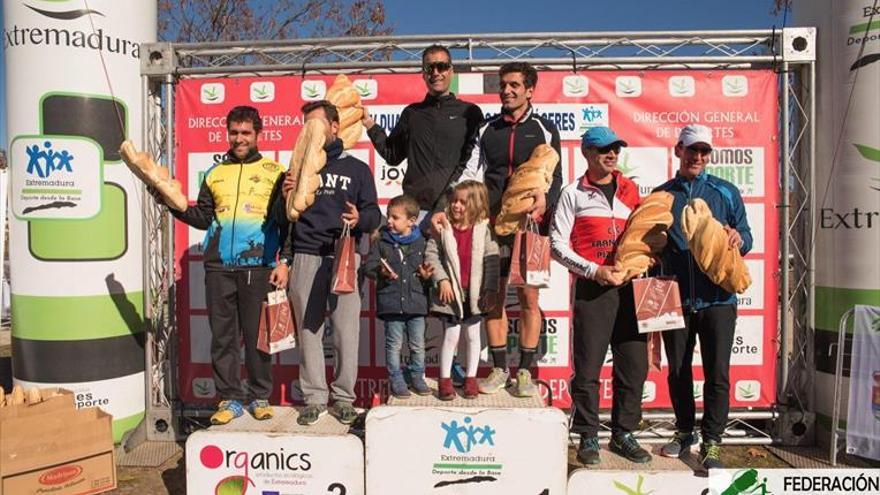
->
[[687, 145, 712, 155], [595, 144, 622, 154], [423, 61, 452, 74]]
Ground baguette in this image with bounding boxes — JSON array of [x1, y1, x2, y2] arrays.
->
[[286, 118, 328, 221], [682, 198, 752, 293], [26, 387, 42, 405], [120, 140, 187, 211], [494, 144, 559, 236], [10, 385, 25, 406], [0, 386, 4, 407], [323, 74, 363, 149], [615, 191, 675, 280]]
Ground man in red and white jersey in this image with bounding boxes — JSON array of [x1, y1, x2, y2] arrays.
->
[[550, 126, 651, 466]]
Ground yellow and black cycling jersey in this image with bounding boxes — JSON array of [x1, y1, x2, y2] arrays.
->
[[173, 149, 285, 269]]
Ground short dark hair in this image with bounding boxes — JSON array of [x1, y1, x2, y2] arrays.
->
[[388, 194, 420, 219], [301, 100, 339, 124], [422, 44, 452, 65], [499, 62, 538, 89], [227, 105, 263, 133]]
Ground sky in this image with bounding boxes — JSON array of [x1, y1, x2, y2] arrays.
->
[[0, 0, 787, 149]]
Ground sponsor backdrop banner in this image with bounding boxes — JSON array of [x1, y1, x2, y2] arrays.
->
[[3, 0, 154, 441], [846, 305, 880, 460], [174, 70, 779, 409], [365, 406, 567, 494], [797, 0, 880, 436]]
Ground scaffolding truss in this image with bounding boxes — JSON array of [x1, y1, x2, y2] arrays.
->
[[138, 29, 817, 444]]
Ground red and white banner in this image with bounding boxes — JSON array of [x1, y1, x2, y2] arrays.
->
[[174, 70, 779, 409]]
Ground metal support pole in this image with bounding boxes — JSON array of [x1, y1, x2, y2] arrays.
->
[[807, 61, 817, 411], [780, 62, 791, 404]]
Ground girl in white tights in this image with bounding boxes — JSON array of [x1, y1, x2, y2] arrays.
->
[[425, 181, 500, 400]]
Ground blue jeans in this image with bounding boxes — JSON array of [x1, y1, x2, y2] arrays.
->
[[383, 316, 426, 380]]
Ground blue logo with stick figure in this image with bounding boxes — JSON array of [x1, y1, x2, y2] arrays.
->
[[26, 140, 74, 178], [441, 416, 497, 453]]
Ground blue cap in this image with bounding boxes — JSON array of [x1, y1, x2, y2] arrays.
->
[[581, 126, 628, 148]]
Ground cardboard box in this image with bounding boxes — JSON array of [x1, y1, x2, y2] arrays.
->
[[0, 392, 116, 495], [0, 388, 75, 421]]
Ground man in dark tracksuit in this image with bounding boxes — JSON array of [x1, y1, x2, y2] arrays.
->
[[168, 105, 288, 425], [654, 124, 752, 470], [456, 62, 563, 398], [362, 44, 483, 220], [277, 100, 381, 427]]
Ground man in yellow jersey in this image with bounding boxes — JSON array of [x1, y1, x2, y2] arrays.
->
[[159, 106, 288, 425]]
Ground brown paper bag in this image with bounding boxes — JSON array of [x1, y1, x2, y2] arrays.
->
[[632, 276, 686, 333], [257, 289, 296, 354], [508, 218, 551, 288], [331, 222, 357, 294]]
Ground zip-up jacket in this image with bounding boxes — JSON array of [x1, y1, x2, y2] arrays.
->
[[461, 105, 563, 228], [653, 171, 752, 311], [550, 171, 640, 279], [367, 93, 483, 211], [277, 138, 381, 256], [173, 148, 284, 270], [362, 227, 429, 317]]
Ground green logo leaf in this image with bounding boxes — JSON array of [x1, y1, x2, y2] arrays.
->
[[203, 87, 219, 101], [253, 85, 269, 99], [738, 383, 757, 399], [671, 79, 690, 94], [854, 144, 880, 191], [303, 84, 320, 98], [618, 81, 637, 94], [693, 383, 703, 399], [355, 83, 372, 97], [613, 475, 654, 495], [565, 79, 587, 94], [725, 79, 745, 94], [215, 475, 253, 495]]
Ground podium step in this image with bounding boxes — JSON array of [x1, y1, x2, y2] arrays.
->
[[207, 405, 353, 435], [386, 377, 545, 408]]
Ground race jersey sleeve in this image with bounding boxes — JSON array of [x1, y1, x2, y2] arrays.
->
[[458, 122, 489, 183], [172, 175, 215, 230], [727, 185, 753, 255], [550, 186, 598, 279], [545, 123, 563, 212], [453, 104, 485, 183], [367, 107, 410, 166]]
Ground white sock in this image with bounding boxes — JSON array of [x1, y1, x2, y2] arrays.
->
[[464, 320, 482, 378], [440, 323, 461, 378]]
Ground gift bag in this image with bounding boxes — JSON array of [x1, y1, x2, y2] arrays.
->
[[331, 222, 357, 295], [257, 289, 296, 354], [508, 218, 551, 288], [632, 276, 686, 334]]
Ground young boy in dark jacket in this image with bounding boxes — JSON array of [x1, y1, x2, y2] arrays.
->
[[364, 194, 433, 398]]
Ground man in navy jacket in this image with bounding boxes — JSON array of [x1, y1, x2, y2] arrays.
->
[[654, 124, 752, 470]]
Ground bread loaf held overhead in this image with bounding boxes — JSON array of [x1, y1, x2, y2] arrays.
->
[[325, 74, 363, 150], [615, 191, 675, 281], [682, 198, 752, 294], [119, 140, 188, 211], [494, 144, 559, 236]]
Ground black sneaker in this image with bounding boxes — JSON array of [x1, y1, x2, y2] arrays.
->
[[329, 402, 359, 425], [700, 441, 724, 470], [576, 436, 600, 465], [609, 433, 653, 464], [296, 404, 326, 426], [660, 431, 699, 457]]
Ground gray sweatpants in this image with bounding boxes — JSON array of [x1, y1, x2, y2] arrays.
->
[[289, 252, 362, 406]]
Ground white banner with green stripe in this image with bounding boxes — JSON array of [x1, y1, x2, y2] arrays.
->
[[3, 0, 155, 442], [798, 0, 880, 434]]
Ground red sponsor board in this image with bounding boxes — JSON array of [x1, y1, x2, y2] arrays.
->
[[174, 70, 778, 409]]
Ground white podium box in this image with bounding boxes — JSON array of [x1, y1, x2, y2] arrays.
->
[[568, 469, 707, 494], [366, 405, 568, 494], [186, 407, 364, 495]]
